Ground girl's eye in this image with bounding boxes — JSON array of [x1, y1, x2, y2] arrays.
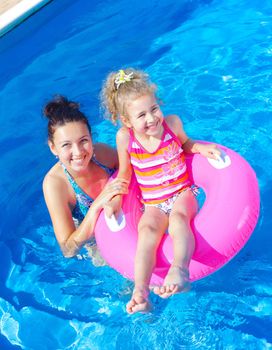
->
[[62, 143, 70, 148]]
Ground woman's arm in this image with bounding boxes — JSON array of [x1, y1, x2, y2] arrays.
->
[[166, 115, 220, 159], [43, 170, 128, 257]]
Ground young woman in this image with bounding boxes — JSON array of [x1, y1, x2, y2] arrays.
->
[[43, 95, 128, 258]]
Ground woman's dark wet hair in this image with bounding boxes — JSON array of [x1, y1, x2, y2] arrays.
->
[[44, 95, 91, 142]]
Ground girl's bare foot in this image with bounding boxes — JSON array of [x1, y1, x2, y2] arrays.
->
[[126, 286, 151, 314], [153, 266, 190, 298]]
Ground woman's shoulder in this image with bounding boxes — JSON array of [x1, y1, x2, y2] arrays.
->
[[43, 163, 67, 194], [43, 163, 72, 217], [94, 142, 118, 169]]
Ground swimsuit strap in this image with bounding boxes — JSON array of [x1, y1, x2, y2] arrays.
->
[[60, 157, 115, 223], [61, 163, 94, 221], [92, 155, 115, 176], [161, 120, 182, 147], [61, 164, 89, 199], [128, 128, 134, 153]]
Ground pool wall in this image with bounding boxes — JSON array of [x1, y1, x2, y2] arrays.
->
[[0, 0, 53, 37]]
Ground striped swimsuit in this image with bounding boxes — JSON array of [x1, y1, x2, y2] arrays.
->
[[128, 120, 191, 214]]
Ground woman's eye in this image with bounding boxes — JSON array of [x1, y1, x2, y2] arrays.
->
[[62, 143, 70, 148], [138, 114, 145, 119], [152, 106, 158, 112]]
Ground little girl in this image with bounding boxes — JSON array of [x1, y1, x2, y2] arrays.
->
[[101, 68, 220, 314]]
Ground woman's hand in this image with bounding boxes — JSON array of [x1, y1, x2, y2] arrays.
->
[[196, 143, 221, 160], [104, 195, 122, 219], [92, 177, 129, 211]]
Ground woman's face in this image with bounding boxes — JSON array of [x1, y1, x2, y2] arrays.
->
[[49, 121, 93, 173]]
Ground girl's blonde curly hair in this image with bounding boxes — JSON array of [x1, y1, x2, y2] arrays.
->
[[100, 68, 157, 124]]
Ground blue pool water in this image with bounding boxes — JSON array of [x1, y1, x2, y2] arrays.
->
[[0, 0, 271, 348]]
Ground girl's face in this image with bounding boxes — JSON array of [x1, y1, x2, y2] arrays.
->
[[49, 121, 93, 173], [123, 93, 164, 137]]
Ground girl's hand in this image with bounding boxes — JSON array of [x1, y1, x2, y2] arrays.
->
[[197, 143, 221, 160]]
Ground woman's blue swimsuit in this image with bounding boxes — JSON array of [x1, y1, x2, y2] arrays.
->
[[61, 157, 115, 224]]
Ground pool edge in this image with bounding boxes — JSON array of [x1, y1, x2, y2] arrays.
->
[[0, 0, 53, 38]]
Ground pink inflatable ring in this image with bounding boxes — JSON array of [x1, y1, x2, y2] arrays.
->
[[95, 144, 260, 285]]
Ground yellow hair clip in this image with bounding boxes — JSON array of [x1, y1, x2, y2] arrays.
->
[[114, 69, 134, 89]]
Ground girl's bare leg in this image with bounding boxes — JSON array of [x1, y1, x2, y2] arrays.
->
[[126, 207, 168, 314], [153, 189, 198, 298]]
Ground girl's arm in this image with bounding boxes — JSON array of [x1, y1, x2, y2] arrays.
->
[[166, 115, 220, 159], [116, 127, 132, 181], [43, 171, 128, 257], [103, 127, 132, 218]]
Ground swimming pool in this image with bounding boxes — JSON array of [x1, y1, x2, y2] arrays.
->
[[0, 0, 271, 348]]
